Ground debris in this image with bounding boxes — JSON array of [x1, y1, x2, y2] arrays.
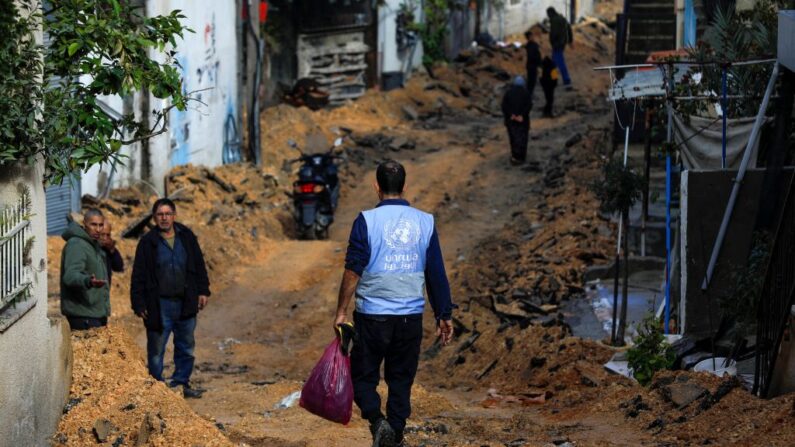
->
[[402, 105, 419, 121], [93, 418, 113, 443], [660, 382, 708, 409], [476, 359, 499, 380], [202, 168, 236, 193], [283, 78, 330, 110], [275, 391, 301, 409]]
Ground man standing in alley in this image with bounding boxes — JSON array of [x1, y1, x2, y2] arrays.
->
[[501, 76, 533, 165], [60, 209, 110, 330], [131, 198, 210, 399], [547, 7, 573, 89], [99, 220, 124, 287], [334, 160, 454, 447], [525, 29, 541, 98]]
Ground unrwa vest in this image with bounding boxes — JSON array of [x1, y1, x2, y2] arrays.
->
[[355, 204, 435, 315]]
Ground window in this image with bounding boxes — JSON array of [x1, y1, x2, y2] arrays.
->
[[0, 188, 34, 332]]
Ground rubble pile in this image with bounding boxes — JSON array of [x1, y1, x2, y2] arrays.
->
[[53, 326, 231, 447]]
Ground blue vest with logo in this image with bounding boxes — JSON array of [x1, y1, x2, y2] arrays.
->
[[355, 204, 435, 315]]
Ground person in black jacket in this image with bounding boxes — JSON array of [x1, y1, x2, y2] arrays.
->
[[540, 56, 559, 118], [524, 30, 541, 98], [131, 198, 210, 399], [501, 76, 533, 164]]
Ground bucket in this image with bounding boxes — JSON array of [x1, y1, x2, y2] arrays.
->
[[693, 357, 737, 377]]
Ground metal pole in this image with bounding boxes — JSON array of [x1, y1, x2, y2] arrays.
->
[[612, 125, 631, 343], [665, 63, 673, 334], [701, 62, 780, 290], [642, 107, 652, 257], [722, 65, 728, 169]]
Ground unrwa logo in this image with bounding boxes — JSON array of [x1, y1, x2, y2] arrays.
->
[[383, 218, 420, 251]]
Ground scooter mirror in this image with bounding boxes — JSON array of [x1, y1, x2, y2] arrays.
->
[[333, 137, 343, 147]]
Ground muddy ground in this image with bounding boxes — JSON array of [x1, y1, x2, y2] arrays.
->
[[47, 16, 795, 447]]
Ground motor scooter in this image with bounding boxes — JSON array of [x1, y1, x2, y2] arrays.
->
[[288, 137, 344, 240]]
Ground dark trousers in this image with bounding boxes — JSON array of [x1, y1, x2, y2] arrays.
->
[[541, 80, 556, 117], [506, 122, 529, 161], [526, 66, 538, 98], [146, 298, 196, 385], [66, 316, 107, 331], [351, 312, 423, 437]]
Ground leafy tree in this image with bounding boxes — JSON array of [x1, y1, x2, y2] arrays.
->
[[592, 157, 644, 345], [0, 0, 191, 184]]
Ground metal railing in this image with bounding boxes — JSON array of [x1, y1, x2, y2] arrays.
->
[[753, 172, 795, 397], [0, 196, 32, 313]]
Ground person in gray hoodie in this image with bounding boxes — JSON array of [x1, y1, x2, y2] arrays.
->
[[60, 208, 110, 330]]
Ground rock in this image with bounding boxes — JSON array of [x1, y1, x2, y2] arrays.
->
[[660, 382, 707, 408], [401, 105, 419, 121], [135, 412, 164, 446], [530, 356, 546, 368], [564, 133, 582, 147], [93, 418, 113, 443]]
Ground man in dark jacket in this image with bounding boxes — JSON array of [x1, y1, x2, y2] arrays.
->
[[131, 198, 210, 398], [60, 209, 110, 330], [99, 220, 124, 286], [525, 30, 541, 98], [547, 7, 573, 88], [501, 76, 533, 164], [540, 56, 559, 118]]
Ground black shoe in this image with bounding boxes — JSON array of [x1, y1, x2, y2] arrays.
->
[[371, 419, 395, 447], [169, 381, 204, 399], [182, 385, 204, 399]]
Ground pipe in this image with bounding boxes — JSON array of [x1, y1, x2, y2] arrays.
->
[[665, 63, 673, 334], [721, 65, 727, 169], [701, 62, 779, 290], [246, 0, 264, 166]]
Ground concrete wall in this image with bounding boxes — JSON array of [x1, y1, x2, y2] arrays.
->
[[679, 169, 793, 337], [485, 0, 594, 40], [82, 0, 240, 196], [0, 162, 72, 447], [770, 315, 795, 397], [378, 0, 424, 76]]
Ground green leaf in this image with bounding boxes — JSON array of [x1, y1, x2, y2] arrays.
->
[[67, 42, 81, 56]]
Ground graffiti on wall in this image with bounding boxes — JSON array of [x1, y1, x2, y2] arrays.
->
[[168, 5, 238, 169]]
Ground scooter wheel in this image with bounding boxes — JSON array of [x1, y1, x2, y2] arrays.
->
[[299, 226, 315, 240], [314, 225, 329, 240]]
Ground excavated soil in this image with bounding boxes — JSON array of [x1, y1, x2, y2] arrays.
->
[[47, 13, 795, 447]]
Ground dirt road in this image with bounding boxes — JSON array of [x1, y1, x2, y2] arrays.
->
[[53, 17, 795, 447], [177, 72, 621, 447]]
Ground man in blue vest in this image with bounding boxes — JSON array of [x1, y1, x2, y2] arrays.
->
[[335, 160, 454, 447]]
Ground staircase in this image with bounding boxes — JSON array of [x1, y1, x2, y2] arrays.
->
[[622, 0, 677, 64]]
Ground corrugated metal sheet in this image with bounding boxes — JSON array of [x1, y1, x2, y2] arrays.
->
[[45, 181, 79, 236]]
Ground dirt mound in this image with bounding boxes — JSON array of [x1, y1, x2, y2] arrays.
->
[[53, 325, 230, 446]]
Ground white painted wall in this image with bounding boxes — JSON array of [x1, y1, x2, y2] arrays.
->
[[378, 0, 424, 76], [1, 6, 72, 443], [485, 0, 594, 40], [0, 164, 72, 447], [82, 0, 240, 196]]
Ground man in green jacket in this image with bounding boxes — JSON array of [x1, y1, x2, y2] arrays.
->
[[60, 208, 110, 330]]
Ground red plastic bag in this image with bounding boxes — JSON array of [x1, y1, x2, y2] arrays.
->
[[299, 338, 353, 424]]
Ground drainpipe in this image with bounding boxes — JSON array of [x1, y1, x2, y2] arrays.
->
[[245, 0, 264, 166], [701, 63, 780, 291]]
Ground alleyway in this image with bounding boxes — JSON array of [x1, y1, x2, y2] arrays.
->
[[47, 17, 795, 447]]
